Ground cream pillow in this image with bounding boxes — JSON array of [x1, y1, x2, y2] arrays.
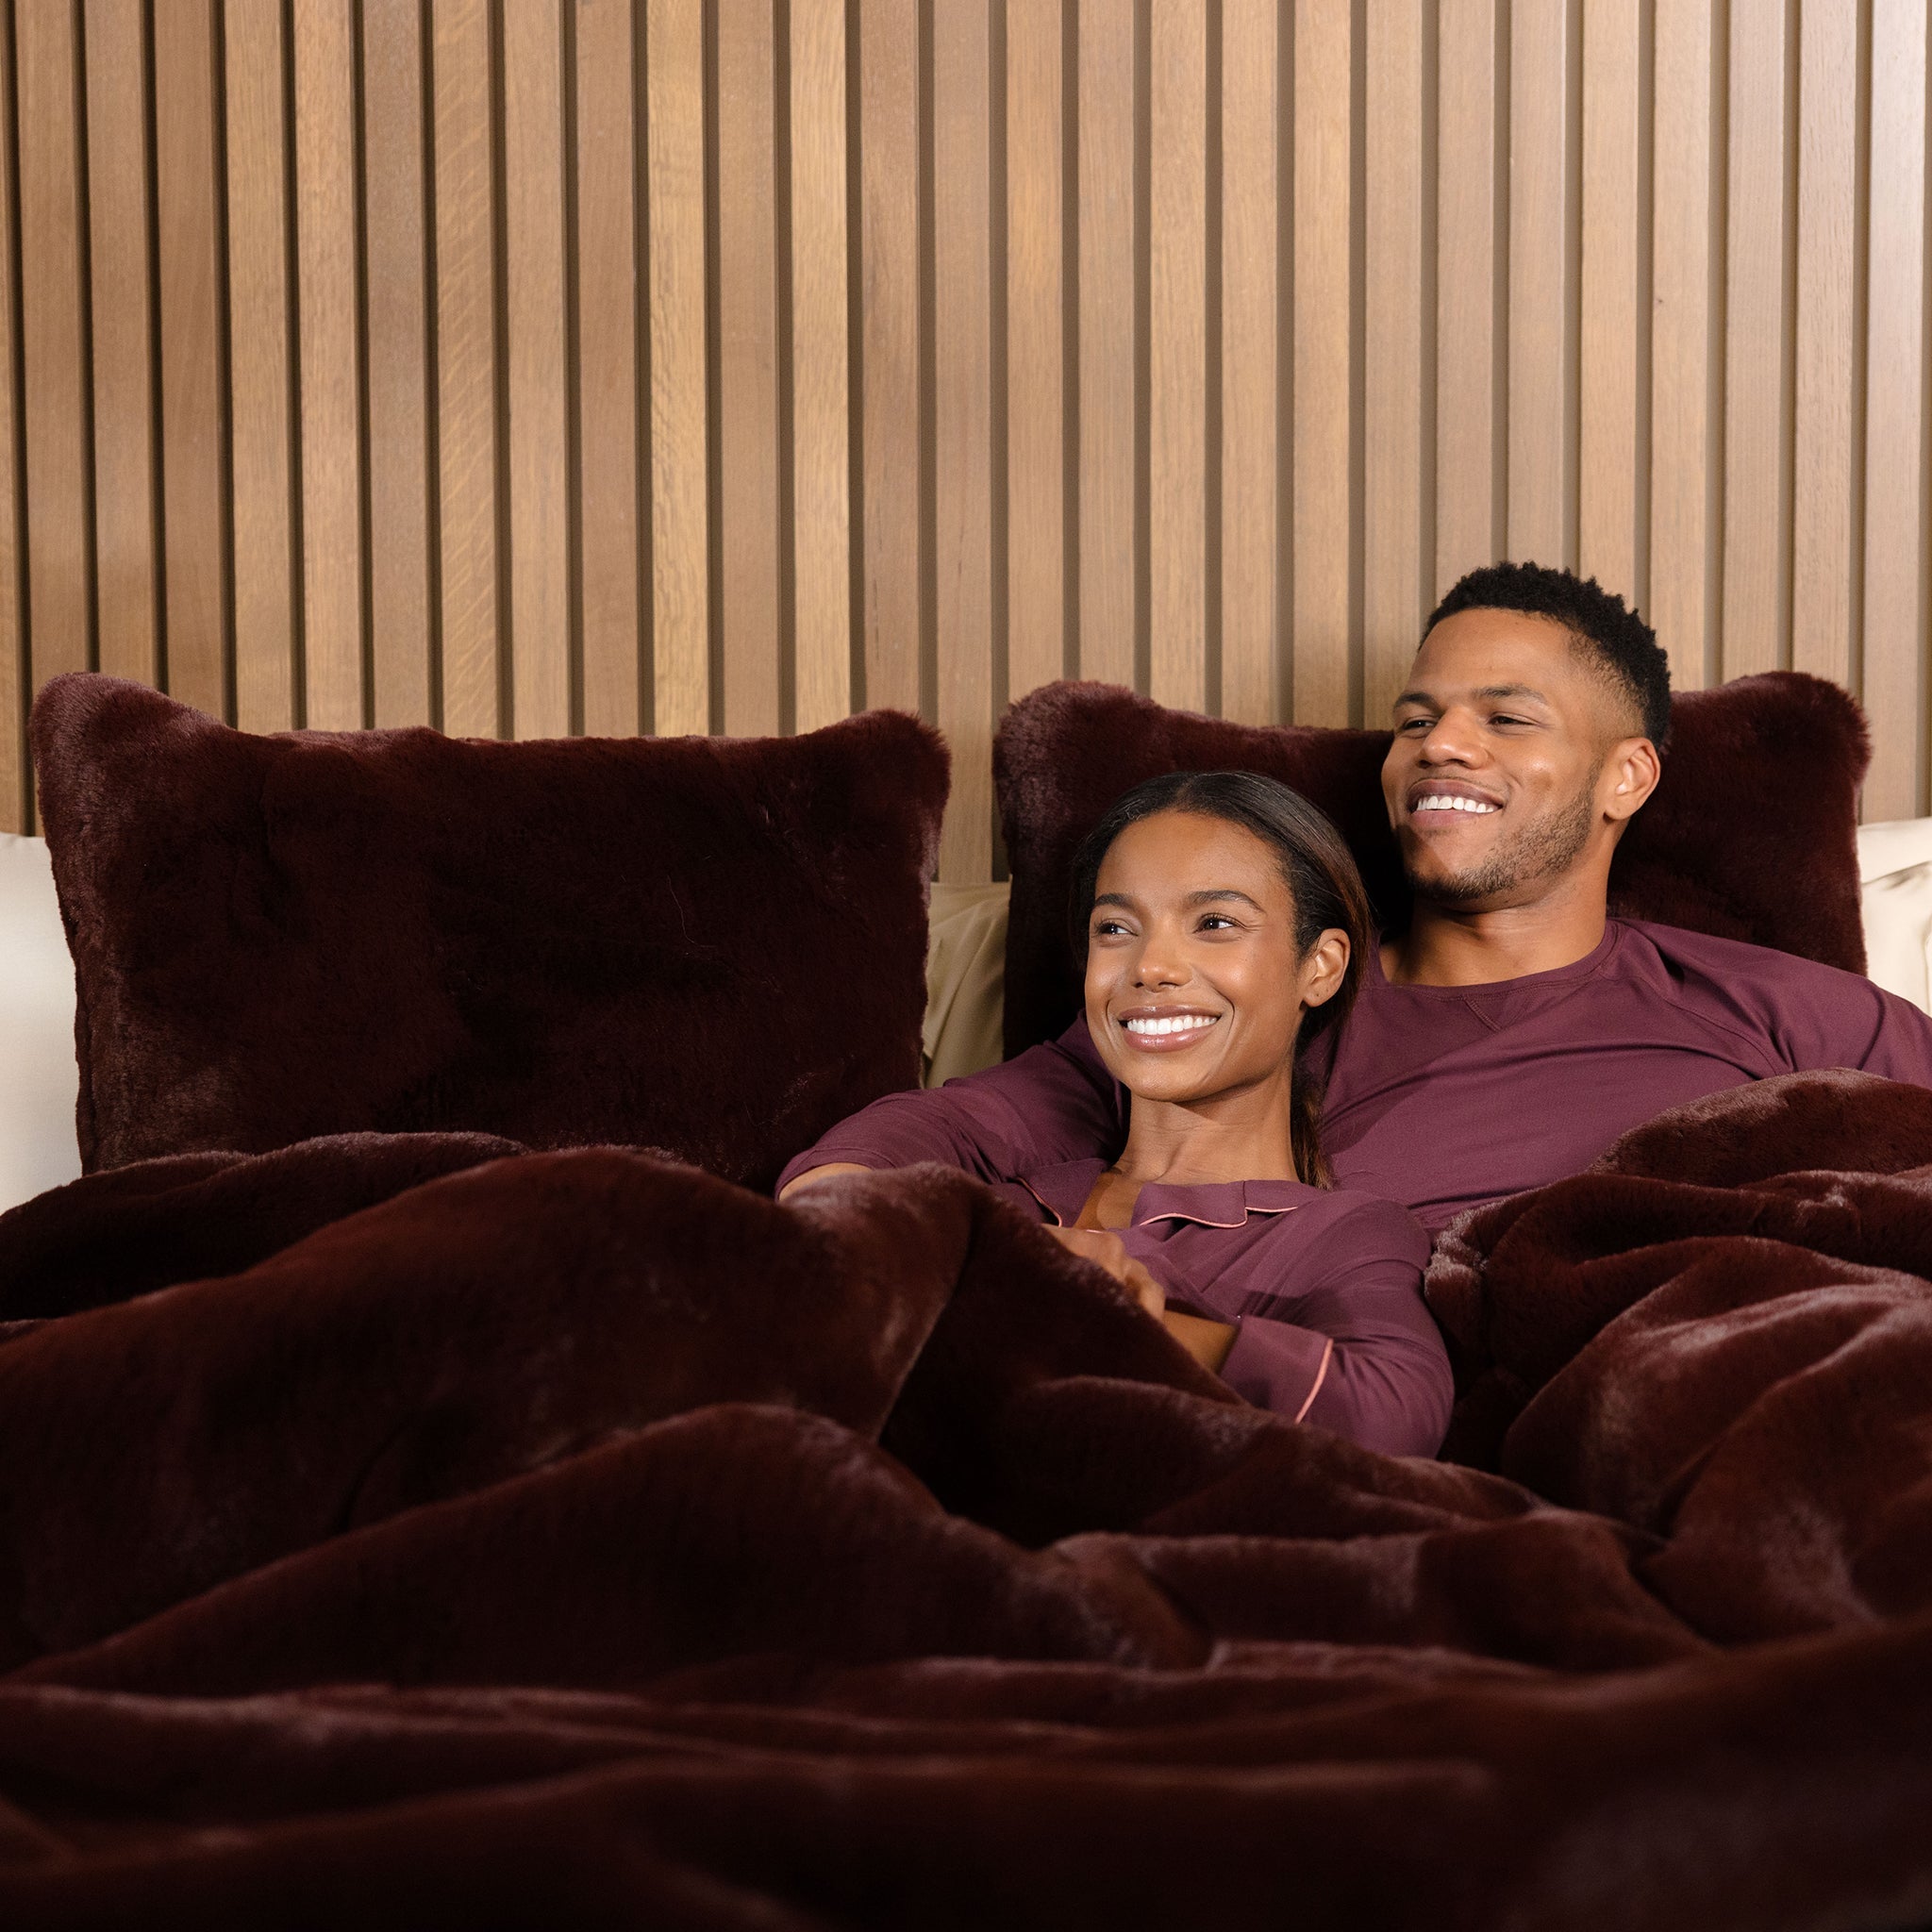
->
[[1857, 818, 1932, 1015], [0, 834, 82, 1213], [922, 881, 1009, 1086]]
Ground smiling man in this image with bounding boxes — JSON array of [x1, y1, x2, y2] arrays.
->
[[783, 563, 1932, 1233]]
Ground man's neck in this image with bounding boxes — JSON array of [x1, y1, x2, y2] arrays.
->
[[1381, 882, 1611, 988]]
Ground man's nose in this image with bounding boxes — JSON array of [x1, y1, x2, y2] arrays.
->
[[1418, 708, 1483, 763]]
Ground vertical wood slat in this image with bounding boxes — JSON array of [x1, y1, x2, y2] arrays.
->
[[1577, 0, 1640, 601], [1362, 0, 1424, 725], [293, 0, 363, 730], [1147, 0, 1205, 713], [223, 0, 296, 732], [1790, 0, 1857, 690], [16, 0, 92, 697], [502, 0, 570, 741], [790, 0, 851, 733], [84, 0, 158, 688], [1291, 0, 1351, 726], [574, 0, 641, 738], [1218, 0, 1276, 726], [858, 0, 919, 716], [1860, 0, 1927, 818], [715, 0, 780, 737], [153, 0, 228, 722], [0, 0, 23, 828], [362, 0, 434, 728], [1650, 0, 1715, 693], [1506, 0, 1570, 566], [432, 0, 500, 739], [647, 0, 710, 736], [1076, 0, 1135, 689], [1004, 0, 1063, 705], [1721, 0, 1790, 679], [933, 0, 992, 882], [1434, 0, 1498, 597]]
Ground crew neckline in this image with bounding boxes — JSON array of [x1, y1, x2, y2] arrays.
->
[[1371, 917, 1625, 999]]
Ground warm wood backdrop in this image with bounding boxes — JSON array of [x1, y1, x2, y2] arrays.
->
[[0, 0, 1925, 880]]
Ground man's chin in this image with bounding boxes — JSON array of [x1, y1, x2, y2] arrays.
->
[[1402, 859, 1517, 908]]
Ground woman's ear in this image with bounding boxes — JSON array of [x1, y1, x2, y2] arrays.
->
[[1297, 928, 1351, 1010]]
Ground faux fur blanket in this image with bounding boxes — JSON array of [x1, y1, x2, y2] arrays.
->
[[1, 1072, 1930, 1928]]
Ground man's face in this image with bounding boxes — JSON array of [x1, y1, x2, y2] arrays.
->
[[1382, 608, 1643, 909]]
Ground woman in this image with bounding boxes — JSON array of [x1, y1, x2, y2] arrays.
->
[[779, 772, 1453, 1458]]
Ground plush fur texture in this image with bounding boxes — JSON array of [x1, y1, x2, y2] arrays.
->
[[995, 673, 1870, 1055], [0, 1078, 1930, 1924], [30, 675, 948, 1186]]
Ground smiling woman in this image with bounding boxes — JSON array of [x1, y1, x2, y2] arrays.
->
[[778, 773, 1455, 1459]]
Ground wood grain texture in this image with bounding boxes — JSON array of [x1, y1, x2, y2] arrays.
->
[[84, 0, 159, 688], [432, 0, 501, 738], [1650, 0, 1714, 693], [716, 0, 781, 737], [858, 0, 919, 716], [1790, 0, 1856, 688], [646, 0, 709, 735], [933, 0, 993, 881], [1860, 0, 1926, 819], [223, 0, 296, 731], [17, 0, 92, 694], [1434, 0, 1496, 596], [1720, 0, 1789, 678], [362, 0, 434, 728], [1505, 0, 1569, 567], [790, 0, 852, 734], [502, 0, 571, 741], [1291, 0, 1351, 725], [0, 8, 23, 828], [1005, 0, 1064, 704], [1219, 0, 1276, 725], [294, 0, 364, 729], [1577, 0, 1639, 600], [1076, 0, 1135, 688], [1362, 0, 1423, 726], [1147, 0, 1205, 713], [153, 0, 228, 721]]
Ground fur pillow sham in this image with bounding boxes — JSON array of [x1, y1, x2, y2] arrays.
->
[[995, 672, 1870, 1057], [33, 675, 948, 1189]]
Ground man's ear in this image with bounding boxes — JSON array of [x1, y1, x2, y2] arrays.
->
[[1600, 737, 1661, 824]]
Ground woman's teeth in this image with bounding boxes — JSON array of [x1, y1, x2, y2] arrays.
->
[[1414, 794, 1497, 814], [1124, 1014, 1218, 1037]]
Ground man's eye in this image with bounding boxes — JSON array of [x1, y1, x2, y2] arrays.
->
[[1488, 713, 1531, 727], [1198, 915, 1239, 931], [1397, 717, 1433, 733]]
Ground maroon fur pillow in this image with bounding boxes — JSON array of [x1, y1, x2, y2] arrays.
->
[[996, 672, 1869, 1056], [33, 675, 949, 1189]]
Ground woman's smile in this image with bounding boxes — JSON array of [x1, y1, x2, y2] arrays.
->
[[1114, 1006, 1224, 1051]]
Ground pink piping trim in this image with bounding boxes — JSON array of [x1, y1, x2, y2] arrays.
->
[[1292, 1338, 1335, 1423]]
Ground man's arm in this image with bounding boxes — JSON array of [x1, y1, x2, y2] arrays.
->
[[774, 1019, 1125, 1195]]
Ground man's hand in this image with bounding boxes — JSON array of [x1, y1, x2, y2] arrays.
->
[[1044, 1225, 1165, 1319], [776, 1163, 872, 1202]]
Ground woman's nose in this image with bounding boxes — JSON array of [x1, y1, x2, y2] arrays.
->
[[1132, 933, 1188, 987]]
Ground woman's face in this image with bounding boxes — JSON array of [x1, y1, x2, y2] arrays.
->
[[1083, 809, 1349, 1107]]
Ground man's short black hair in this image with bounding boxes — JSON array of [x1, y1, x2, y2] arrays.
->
[[1425, 560, 1673, 750]]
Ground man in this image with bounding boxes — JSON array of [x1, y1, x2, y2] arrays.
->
[[784, 562, 1932, 1231]]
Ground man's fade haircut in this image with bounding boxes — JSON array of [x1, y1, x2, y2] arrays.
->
[[1425, 560, 1673, 751]]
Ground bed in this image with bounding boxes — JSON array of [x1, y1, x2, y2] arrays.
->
[[0, 667, 1929, 1929]]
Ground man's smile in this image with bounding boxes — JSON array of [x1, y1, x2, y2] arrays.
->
[[1405, 779, 1505, 825]]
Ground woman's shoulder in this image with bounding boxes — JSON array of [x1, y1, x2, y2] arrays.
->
[[1284, 1186, 1432, 1269]]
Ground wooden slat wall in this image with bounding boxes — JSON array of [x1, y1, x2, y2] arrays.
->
[[2, 0, 1928, 873]]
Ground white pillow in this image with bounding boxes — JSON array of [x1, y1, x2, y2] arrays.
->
[[1857, 818, 1932, 1016], [0, 834, 82, 1213]]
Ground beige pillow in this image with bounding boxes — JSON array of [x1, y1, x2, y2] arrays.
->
[[922, 882, 1009, 1086], [0, 835, 82, 1213], [1858, 818, 1932, 1016]]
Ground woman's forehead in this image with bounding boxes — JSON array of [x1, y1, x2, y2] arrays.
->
[[1096, 811, 1289, 894]]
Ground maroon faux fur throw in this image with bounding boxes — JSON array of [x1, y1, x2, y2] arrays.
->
[[1, 1073, 1931, 1926], [30, 675, 948, 1189], [996, 672, 1871, 1055]]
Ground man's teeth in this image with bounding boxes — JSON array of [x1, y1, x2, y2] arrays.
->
[[1124, 1014, 1218, 1037], [1415, 794, 1497, 814]]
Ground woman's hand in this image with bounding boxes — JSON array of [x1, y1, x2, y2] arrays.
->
[[1045, 1225, 1166, 1320], [1163, 1308, 1237, 1373]]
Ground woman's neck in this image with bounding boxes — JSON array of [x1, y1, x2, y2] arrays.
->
[[1111, 1072, 1301, 1187]]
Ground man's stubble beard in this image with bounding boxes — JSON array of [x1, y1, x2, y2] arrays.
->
[[1405, 771, 1600, 908]]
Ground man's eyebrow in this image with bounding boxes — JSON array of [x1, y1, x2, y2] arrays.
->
[[1392, 682, 1549, 707]]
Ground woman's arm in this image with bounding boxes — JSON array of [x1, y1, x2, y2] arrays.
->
[[774, 1019, 1124, 1195]]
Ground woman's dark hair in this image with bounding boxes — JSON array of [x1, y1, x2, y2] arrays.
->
[[1067, 770, 1374, 1187]]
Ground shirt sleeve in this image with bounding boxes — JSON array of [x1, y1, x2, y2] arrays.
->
[[774, 1017, 1126, 1194], [1766, 963, 1932, 1086], [1152, 1196, 1452, 1458]]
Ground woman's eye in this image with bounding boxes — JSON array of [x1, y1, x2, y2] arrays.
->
[[1093, 919, 1129, 937]]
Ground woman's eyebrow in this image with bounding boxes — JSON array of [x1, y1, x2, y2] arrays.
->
[[1184, 889, 1264, 911], [1092, 891, 1136, 909]]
